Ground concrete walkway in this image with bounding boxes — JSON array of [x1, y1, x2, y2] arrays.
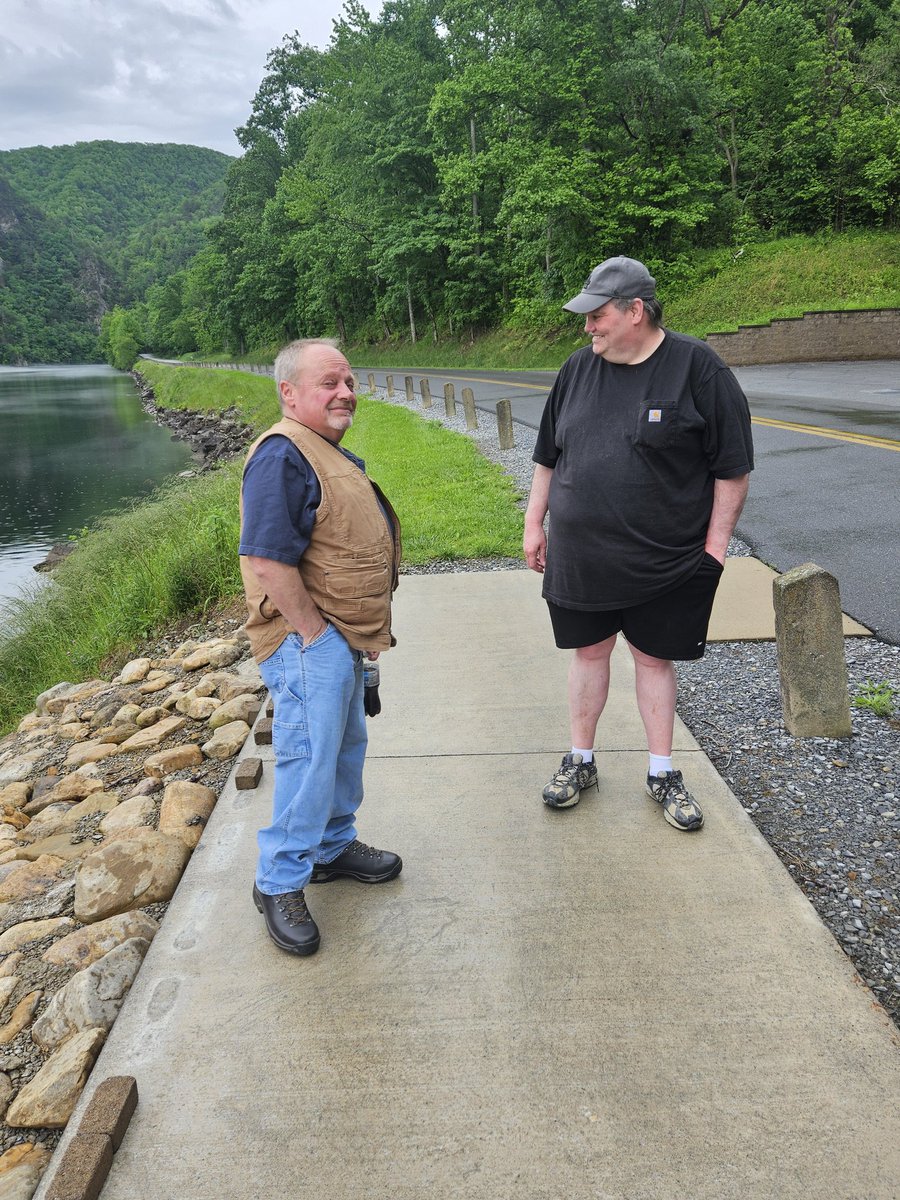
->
[[38, 571, 899, 1200]]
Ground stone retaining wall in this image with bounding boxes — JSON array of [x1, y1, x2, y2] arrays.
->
[[0, 629, 262, 1197], [705, 309, 900, 365]]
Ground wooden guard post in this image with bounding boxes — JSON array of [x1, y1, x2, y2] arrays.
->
[[496, 398, 515, 449], [462, 387, 478, 429]]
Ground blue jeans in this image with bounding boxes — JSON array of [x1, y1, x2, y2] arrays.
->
[[255, 626, 366, 895]]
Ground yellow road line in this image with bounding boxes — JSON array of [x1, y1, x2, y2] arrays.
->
[[751, 416, 900, 452], [372, 371, 899, 450]]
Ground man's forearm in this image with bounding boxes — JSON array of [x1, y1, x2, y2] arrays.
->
[[705, 474, 750, 563], [525, 464, 552, 529], [524, 464, 553, 572], [245, 556, 327, 642]]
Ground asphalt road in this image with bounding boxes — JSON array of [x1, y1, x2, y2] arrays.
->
[[359, 361, 900, 644]]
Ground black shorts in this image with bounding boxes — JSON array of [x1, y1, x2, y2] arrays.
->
[[547, 554, 724, 661]]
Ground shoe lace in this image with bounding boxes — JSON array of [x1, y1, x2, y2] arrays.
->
[[276, 891, 311, 924], [346, 839, 381, 860], [657, 771, 692, 809], [552, 757, 580, 784]]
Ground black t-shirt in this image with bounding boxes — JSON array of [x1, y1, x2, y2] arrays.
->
[[532, 331, 754, 610]]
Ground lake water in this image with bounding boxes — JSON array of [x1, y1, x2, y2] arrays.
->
[[0, 364, 193, 616]]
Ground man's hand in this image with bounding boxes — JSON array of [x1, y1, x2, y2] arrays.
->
[[524, 526, 547, 573], [299, 619, 329, 645]]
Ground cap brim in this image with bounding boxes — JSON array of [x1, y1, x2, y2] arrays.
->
[[562, 292, 613, 314]]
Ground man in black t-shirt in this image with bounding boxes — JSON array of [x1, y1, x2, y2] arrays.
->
[[524, 256, 753, 831]]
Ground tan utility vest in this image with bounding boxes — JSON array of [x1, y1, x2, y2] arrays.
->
[[239, 417, 401, 663]]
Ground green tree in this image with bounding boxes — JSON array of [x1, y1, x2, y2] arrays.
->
[[99, 306, 145, 370]]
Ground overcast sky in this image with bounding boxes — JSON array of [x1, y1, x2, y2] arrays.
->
[[1, 0, 384, 158]]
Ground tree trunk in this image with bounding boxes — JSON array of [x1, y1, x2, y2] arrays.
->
[[406, 276, 417, 344], [424, 298, 439, 342], [470, 117, 479, 224], [717, 114, 739, 196]]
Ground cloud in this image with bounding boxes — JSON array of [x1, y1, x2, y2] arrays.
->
[[0, 0, 381, 155]]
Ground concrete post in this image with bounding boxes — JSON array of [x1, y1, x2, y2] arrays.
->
[[405, 375, 414, 403], [420, 378, 432, 408], [773, 563, 852, 738], [386, 374, 394, 397], [496, 398, 515, 449], [462, 387, 478, 430], [444, 382, 456, 417], [367, 373, 376, 393]]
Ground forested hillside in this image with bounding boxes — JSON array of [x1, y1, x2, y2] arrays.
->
[[0, 142, 231, 364], [108, 0, 898, 365], [0, 177, 103, 362]]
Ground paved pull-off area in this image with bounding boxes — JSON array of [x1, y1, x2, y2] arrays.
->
[[37, 572, 899, 1200]]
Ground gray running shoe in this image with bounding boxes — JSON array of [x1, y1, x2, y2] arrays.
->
[[646, 769, 704, 831], [542, 752, 599, 809]]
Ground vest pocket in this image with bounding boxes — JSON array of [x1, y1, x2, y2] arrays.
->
[[321, 560, 389, 599]]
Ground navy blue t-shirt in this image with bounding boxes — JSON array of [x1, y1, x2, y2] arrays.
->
[[239, 434, 369, 564]]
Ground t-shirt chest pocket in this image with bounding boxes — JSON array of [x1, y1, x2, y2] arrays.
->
[[632, 402, 678, 450]]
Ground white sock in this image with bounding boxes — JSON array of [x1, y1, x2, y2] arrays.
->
[[648, 754, 673, 777], [573, 747, 594, 763]]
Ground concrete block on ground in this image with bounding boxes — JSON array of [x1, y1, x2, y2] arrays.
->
[[254, 718, 273, 746], [235, 758, 263, 790], [45, 1133, 113, 1200], [77, 1075, 137, 1151], [773, 562, 852, 737]]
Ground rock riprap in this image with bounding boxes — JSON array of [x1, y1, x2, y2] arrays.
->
[[0, 630, 261, 1194]]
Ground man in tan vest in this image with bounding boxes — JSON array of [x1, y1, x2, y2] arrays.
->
[[239, 338, 402, 956]]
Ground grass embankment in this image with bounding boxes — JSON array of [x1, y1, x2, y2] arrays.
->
[[181, 231, 899, 372], [666, 231, 900, 336], [139, 360, 280, 434], [0, 365, 523, 731]]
